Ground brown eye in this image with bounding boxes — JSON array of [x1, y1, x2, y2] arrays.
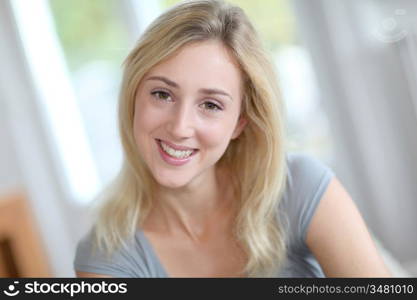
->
[[151, 91, 172, 101], [202, 101, 222, 112]]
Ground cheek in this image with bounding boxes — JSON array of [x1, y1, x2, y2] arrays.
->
[[199, 118, 236, 149], [133, 92, 162, 129], [133, 99, 157, 144]]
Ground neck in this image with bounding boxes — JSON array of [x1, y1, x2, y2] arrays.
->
[[145, 165, 236, 243]]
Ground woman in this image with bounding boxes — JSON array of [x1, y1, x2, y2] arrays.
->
[[74, 0, 391, 277]]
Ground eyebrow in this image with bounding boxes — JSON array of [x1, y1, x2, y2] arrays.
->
[[146, 75, 233, 101]]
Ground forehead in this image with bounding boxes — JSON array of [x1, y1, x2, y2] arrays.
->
[[145, 40, 243, 94]]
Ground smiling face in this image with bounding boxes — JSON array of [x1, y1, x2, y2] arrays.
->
[[133, 40, 247, 190]]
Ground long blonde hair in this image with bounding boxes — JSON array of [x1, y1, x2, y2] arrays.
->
[[93, 0, 289, 277]]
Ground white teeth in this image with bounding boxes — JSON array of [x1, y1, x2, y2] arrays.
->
[[160, 141, 194, 159]]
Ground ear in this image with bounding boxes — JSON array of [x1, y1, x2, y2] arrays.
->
[[231, 116, 248, 139]]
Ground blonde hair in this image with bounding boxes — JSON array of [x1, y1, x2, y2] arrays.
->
[[93, 0, 289, 277]]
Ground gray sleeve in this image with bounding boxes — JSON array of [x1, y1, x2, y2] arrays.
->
[[73, 230, 136, 278], [284, 153, 335, 250]]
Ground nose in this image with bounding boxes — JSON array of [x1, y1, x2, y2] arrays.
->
[[166, 101, 195, 139]]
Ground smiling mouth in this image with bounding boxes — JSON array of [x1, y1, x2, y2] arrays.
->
[[156, 139, 199, 159]]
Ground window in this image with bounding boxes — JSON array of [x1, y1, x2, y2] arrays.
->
[[47, 0, 132, 195], [11, 0, 163, 204], [11, 0, 103, 204]]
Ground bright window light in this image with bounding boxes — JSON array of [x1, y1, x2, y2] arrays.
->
[[11, 0, 101, 204]]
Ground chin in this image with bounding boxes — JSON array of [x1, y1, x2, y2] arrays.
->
[[153, 173, 191, 190], [158, 180, 189, 190]]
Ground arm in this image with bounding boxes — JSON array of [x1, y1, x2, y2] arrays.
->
[[306, 177, 392, 277]]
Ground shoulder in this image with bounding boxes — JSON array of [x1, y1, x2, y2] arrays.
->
[[73, 228, 152, 277], [284, 152, 335, 206], [285, 152, 334, 188], [279, 153, 391, 276], [305, 176, 392, 276], [279, 152, 335, 249]]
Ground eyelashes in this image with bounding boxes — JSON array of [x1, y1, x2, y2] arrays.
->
[[150, 90, 223, 112], [201, 102, 222, 112], [151, 91, 172, 102]]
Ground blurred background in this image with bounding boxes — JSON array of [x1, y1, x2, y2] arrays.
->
[[0, 0, 416, 277]]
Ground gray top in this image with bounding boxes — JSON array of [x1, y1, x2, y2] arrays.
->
[[74, 152, 334, 277]]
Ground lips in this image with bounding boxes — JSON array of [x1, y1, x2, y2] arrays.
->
[[155, 139, 199, 166], [156, 139, 198, 151]]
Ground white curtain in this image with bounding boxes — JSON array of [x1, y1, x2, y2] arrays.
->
[[293, 0, 417, 269]]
